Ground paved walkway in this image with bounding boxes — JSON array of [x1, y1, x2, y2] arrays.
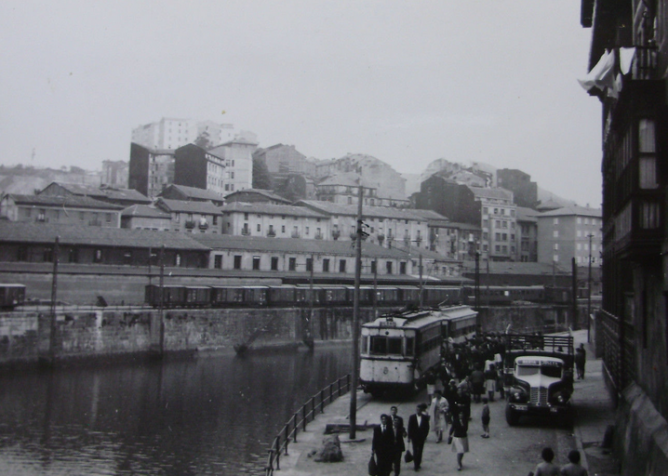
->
[[267, 330, 620, 476]]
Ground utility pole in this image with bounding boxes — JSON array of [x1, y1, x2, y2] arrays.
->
[[571, 257, 578, 331], [587, 233, 594, 343], [48, 236, 60, 363], [350, 184, 364, 440], [158, 245, 165, 357], [418, 253, 424, 308], [373, 260, 378, 319]]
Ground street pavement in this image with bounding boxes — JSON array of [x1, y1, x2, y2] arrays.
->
[[267, 330, 620, 476]]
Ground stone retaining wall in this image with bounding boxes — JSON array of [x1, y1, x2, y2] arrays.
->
[[0, 304, 589, 367]]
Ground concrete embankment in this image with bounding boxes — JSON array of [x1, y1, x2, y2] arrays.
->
[[0, 304, 588, 367]]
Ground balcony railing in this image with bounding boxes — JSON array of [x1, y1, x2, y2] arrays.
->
[[198, 222, 209, 230], [291, 231, 301, 239], [267, 230, 276, 238], [184, 220, 196, 229], [314, 232, 323, 240], [241, 228, 251, 236]]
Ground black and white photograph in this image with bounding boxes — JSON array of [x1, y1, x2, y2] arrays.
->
[[0, 1, 663, 475]]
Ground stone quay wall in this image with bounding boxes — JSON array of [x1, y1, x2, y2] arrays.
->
[[0, 304, 590, 367]]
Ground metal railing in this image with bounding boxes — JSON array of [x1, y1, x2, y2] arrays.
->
[[264, 374, 351, 476]]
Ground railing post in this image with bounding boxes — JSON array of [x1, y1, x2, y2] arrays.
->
[[320, 390, 324, 413], [347, 374, 351, 392], [293, 413, 298, 443], [311, 396, 315, 421], [338, 378, 342, 396], [283, 425, 289, 455], [330, 383, 333, 403], [266, 448, 274, 476], [275, 437, 281, 470], [302, 404, 307, 431]]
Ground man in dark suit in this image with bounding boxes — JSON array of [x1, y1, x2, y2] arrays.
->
[[407, 403, 430, 471], [372, 414, 396, 476], [390, 406, 406, 476]]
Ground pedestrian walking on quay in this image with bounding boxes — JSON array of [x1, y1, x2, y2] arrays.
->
[[448, 409, 469, 471], [372, 414, 396, 476], [528, 447, 560, 476], [457, 384, 472, 422], [575, 344, 587, 380], [469, 365, 485, 403], [390, 405, 406, 476], [484, 364, 497, 402], [480, 397, 490, 438], [430, 390, 448, 443], [560, 450, 588, 476], [407, 403, 430, 471]]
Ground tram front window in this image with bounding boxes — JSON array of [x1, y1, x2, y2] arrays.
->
[[371, 336, 387, 354], [387, 338, 402, 355]]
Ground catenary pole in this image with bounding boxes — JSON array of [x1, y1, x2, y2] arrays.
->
[[349, 183, 364, 440]]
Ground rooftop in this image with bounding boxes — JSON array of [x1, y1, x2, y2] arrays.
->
[[161, 184, 226, 202], [155, 198, 222, 214], [221, 202, 328, 218], [538, 206, 602, 218], [0, 222, 209, 250], [121, 205, 171, 219], [6, 194, 124, 211], [298, 200, 427, 222]]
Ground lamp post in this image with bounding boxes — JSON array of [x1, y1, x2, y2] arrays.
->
[[587, 233, 594, 343]]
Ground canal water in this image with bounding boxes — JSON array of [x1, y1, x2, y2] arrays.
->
[[0, 345, 353, 476]]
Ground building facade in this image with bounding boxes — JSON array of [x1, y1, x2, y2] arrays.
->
[[174, 144, 227, 196], [154, 198, 223, 235], [221, 202, 329, 239], [120, 205, 172, 231], [496, 168, 538, 209], [516, 206, 538, 262], [298, 200, 430, 249], [253, 144, 315, 176], [536, 206, 602, 268], [128, 143, 175, 198], [102, 160, 129, 188], [580, 1, 668, 472], [208, 136, 257, 193], [0, 194, 123, 228], [471, 186, 517, 262]]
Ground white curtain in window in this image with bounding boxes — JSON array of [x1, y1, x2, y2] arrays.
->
[[639, 119, 656, 153], [639, 157, 658, 189]]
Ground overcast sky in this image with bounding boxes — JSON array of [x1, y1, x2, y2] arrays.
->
[[0, 1, 602, 207]]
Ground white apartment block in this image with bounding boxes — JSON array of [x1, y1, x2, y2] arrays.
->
[[132, 118, 236, 150], [471, 187, 518, 261]]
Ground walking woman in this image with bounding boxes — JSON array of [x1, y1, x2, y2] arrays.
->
[[449, 408, 469, 471], [430, 390, 448, 442]]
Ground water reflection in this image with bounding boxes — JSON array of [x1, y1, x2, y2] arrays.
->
[[0, 345, 352, 475]]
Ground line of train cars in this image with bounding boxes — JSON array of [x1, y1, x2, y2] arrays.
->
[[144, 283, 463, 309], [144, 283, 587, 308], [0, 284, 26, 309]]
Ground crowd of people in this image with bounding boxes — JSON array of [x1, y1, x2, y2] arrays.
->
[[369, 333, 588, 474]]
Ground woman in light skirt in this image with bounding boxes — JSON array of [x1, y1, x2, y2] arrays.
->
[[449, 409, 469, 471]]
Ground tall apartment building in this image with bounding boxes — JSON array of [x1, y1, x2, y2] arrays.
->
[[131, 118, 235, 150], [253, 144, 315, 176], [516, 206, 538, 262], [536, 206, 602, 267], [496, 168, 538, 209], [579, 2, 668, 471], [208, 135, 257, 193], [471, 186, 518, 262], [173, 144, 228, 197], [128, 143, 175, 198]]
